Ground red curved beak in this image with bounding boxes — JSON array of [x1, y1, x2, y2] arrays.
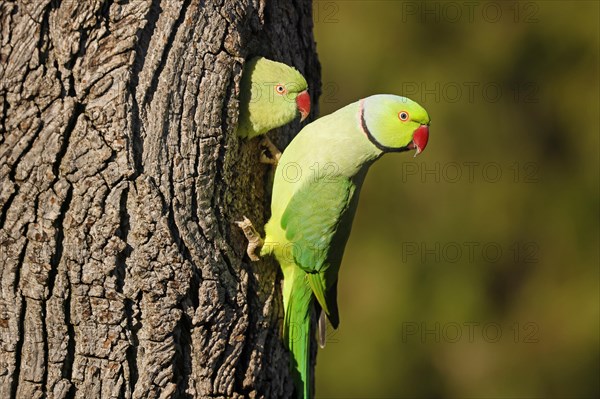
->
[[408, 125, 429, 156], [296, 90, 311, 122]]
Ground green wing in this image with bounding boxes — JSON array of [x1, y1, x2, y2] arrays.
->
[[281, 177, 357, 328]]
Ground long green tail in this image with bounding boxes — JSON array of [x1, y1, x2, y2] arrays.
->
[[283, 268, 313, 399]]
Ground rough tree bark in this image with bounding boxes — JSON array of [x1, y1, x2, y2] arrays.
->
[[0, 1, 320, 397]]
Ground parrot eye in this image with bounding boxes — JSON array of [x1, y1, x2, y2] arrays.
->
[[398, 111, 410, 121], [275, 84, 287, 95]]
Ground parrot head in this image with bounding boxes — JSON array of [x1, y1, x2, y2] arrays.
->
[[362, 94, 430, 156], [238, 57, 311, 138]]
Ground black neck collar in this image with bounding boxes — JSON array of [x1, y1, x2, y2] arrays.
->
[[359, 100, 408, 153]]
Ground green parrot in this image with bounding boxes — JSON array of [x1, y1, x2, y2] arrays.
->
[[236, 57, 311, 139], [238, 94, 430, 398]]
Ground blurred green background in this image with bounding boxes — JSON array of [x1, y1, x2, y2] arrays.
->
[[312, 1, 599, 398]]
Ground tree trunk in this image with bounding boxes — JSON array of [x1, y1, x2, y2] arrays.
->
[[0, 1, 320, 397]]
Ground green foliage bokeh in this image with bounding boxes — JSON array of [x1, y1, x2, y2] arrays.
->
[[312, 1, 599, 397]]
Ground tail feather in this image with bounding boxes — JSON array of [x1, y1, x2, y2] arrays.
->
[[284, 270, 313, 399], [317, 308, 327, 349]]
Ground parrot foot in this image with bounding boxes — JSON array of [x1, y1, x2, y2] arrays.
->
[[236, 216, 264, 261], [259, 137, 282, 166]]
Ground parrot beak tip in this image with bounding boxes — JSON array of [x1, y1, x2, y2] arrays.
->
[[409, 125, 429, 156], [296, 90, 311, 122]]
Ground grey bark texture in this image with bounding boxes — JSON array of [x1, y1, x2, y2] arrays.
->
[[0, 1, 321, 398]]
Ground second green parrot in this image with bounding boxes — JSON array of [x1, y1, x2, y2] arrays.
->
[[236, 57, 311, 139]]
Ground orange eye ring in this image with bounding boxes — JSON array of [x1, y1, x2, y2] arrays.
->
[[275, 84, 287, 95], [398, 111, 410, 121]]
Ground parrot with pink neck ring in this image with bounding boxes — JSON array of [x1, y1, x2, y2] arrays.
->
[[238, 94, 430, 398]]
